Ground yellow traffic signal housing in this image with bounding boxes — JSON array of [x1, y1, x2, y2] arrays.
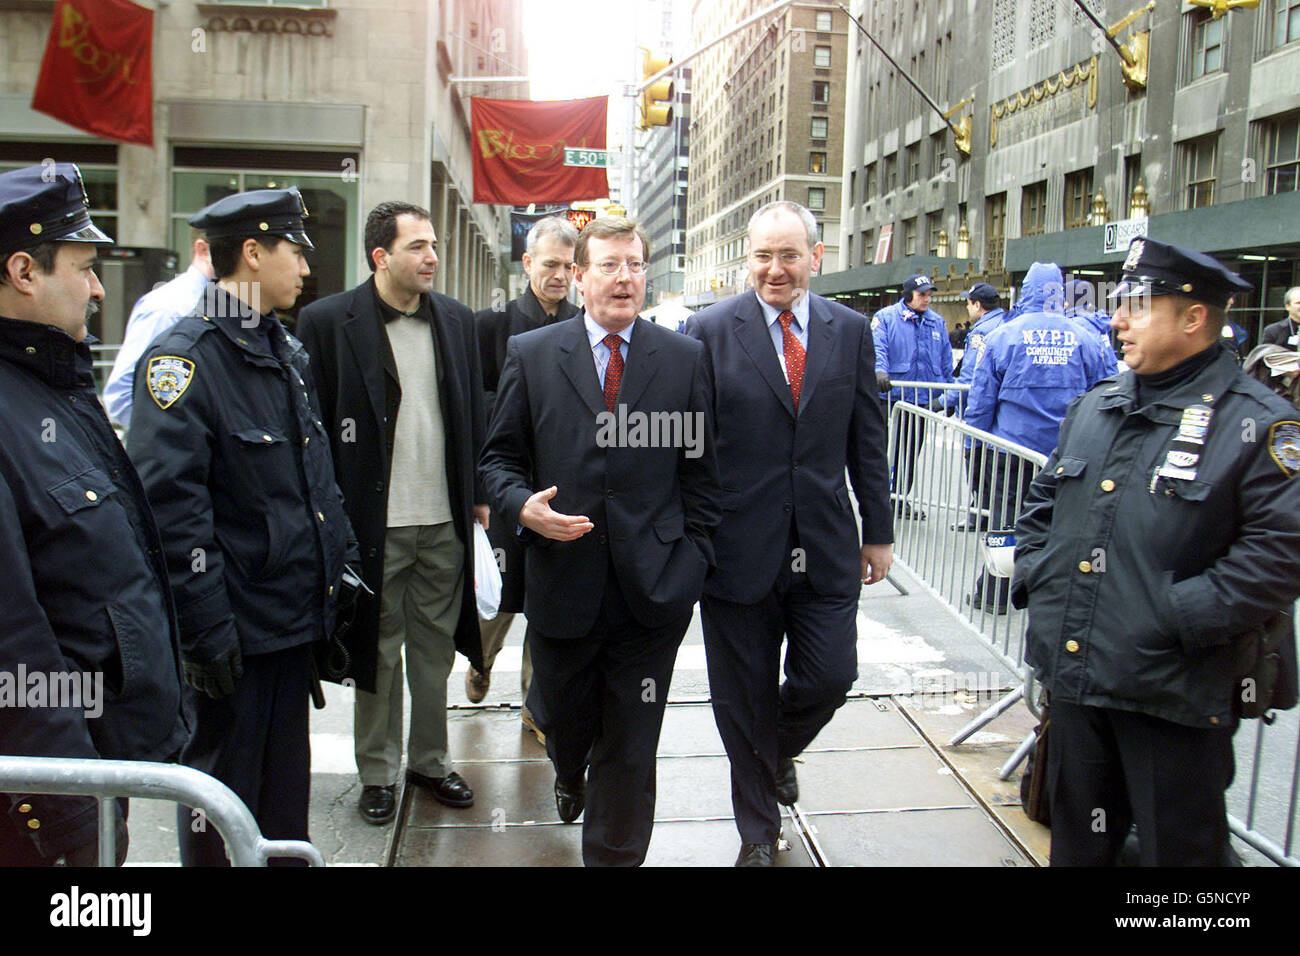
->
[[638, 50, 674, 130]]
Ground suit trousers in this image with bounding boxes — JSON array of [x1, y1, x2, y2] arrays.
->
[[1046, 699, 1235, 866], [701, 545, 859, 844], [478, 611, 534, 699], [177, 643, 311, 866], [527, 570, 689, 867], [355, 522, 463, 785]]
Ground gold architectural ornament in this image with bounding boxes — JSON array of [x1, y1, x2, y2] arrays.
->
[[989, 56, 1099, 148], [956, 222, 971, 259], [1105, 1, 1157, 92], [943, 95, 975, 157], [1128, 179, 1149, 218], [936, 228, 950, 258], [1089, 190, 1110, 227], [1185, 0, 1261, 20]]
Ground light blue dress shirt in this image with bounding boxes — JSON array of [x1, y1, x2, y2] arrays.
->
[[102, 265, 209, 427], [584, 312, 633, 390], [756, 294, 810, 384]]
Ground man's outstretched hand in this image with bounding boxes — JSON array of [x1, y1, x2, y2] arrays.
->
[[861, 543, 893, 585], [519, 486, 594, 541]]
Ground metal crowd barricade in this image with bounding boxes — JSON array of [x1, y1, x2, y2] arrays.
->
[[885, 400, 1046, 746], [0, 755, 324, 866], [884, 395, 1300, 867]]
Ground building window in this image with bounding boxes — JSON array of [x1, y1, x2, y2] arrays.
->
[[903, 217, 918, 255], [1064, 167, 1093, 229], [815, 10, 832, 31], [1021, 180, 1047, 236], [812, 80, 830, 104], [808, 152, 826, 174], [1123, 153, 1143, 214], [865, 162, 877, 198], [813, 46, 831, 67], [808, 187, 826, 210], [1182, 135, 1218, 208], [861, 229, 873, 264], [930, 133, 947, 179], [985, 192, 1007, 272], [1262, 113, 1300, 194], [810, 116, 829, 139], [1189, 10, 1225, 80], [905, 144, 919, 186], [1270, 0, 1300, 48], [927, 213, 944, 255]]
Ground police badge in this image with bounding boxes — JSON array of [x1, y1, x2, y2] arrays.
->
[[147, 355, 196, 410], [1268, 421, 1300, 478], [1123, 239, 1145, 272]]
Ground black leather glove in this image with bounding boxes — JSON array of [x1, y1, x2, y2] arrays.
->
[[63, 805, 129, 867], [929, 395, 946, 412], [875, 371, 892, 393], [183, 643, 244, 699]]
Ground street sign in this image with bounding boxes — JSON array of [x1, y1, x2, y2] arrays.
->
[[1103, 216, 1148, 255], [564, 148, 609, 168]]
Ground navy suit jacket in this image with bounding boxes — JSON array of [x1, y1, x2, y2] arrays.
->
[[685, 290, 892, 604], [478, 314, 722, 639]]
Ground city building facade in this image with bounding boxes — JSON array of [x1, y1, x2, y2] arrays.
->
[[684, 0, 847, 306], [823, 0, 1300, 336], [0, 0, 526, 342]]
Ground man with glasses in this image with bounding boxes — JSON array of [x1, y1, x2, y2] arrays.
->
[[685, 201, 892, 866], [469, 216, 580, 746], [1261, 286, 1300, 348], [480, 216, 721, 866]]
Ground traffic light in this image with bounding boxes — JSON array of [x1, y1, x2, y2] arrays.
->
[[638, 49, 674, 130]]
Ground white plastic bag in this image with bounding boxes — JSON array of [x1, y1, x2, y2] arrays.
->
[[473, 521, 502, 620], [982, 530, 1016, 579]]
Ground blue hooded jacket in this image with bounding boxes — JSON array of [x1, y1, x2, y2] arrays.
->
[[965, 262, 1113, 456]]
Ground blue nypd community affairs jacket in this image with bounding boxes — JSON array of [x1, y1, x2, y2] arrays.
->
[[871, 298, 953, 403], [965, 262, 1113, 457]]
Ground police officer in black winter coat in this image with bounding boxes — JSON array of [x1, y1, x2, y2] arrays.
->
[[128, 188, 357, 865], [1013, 237, 1300, 866], [0, 164, 187, 866]]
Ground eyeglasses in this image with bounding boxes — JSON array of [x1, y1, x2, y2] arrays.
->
[[592, 259, 647, 276], [750, 252, 805, 265]]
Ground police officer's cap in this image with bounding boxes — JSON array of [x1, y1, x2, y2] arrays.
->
[[965, 282, 999, 306], [903, 274, 934, 298], [1109, 237, 1249, 308], [0, 163, 112, 258], [189, 187, 314, 251]]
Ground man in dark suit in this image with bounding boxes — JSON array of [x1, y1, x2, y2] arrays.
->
[[479, 216, 721, 866], [685, 201, 893, 866], [468, 215, 580, 747], [1261, 286, 1300, 348], [297, 201, 486, 826]]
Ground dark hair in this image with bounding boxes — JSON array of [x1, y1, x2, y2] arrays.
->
[[364, 201, 432, 272], [574, 215, 649, 267], [0, 241, 59, 286], [208, 234, 284, 279]]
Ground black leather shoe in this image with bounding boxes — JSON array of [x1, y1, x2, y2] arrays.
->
[[735, 843, 776, 867], [358, 784, 396, 825], [555, 776, 585, 823], [407, 769, 474, 808], [775, 756, 799, 806]]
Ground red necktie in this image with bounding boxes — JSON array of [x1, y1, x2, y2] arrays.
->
[[778, 311, 805, 410], [603, 333, 624, 412]]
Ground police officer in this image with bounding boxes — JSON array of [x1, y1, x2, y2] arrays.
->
[[872, 274, 954, 515], [949, 283, 1007, 533], [1012, 237, 1300, 865], [127, 189, 357, 865], [967, 262, 1111, 612], [0, 164, 186, 865], [1063, 277, 1120, 376]]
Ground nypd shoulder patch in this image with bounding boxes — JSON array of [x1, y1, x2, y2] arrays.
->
[[147, 355, 196, 410], [1267, 421, 1300, 478]]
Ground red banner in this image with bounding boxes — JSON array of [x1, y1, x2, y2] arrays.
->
[[471, 97, 607, 206], [31, 0, 154, 147]]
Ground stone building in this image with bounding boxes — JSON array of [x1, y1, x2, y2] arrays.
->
[[821, 0, 1300, 337], [0, 0, 526, 342], [684, 0, 847, 307]]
